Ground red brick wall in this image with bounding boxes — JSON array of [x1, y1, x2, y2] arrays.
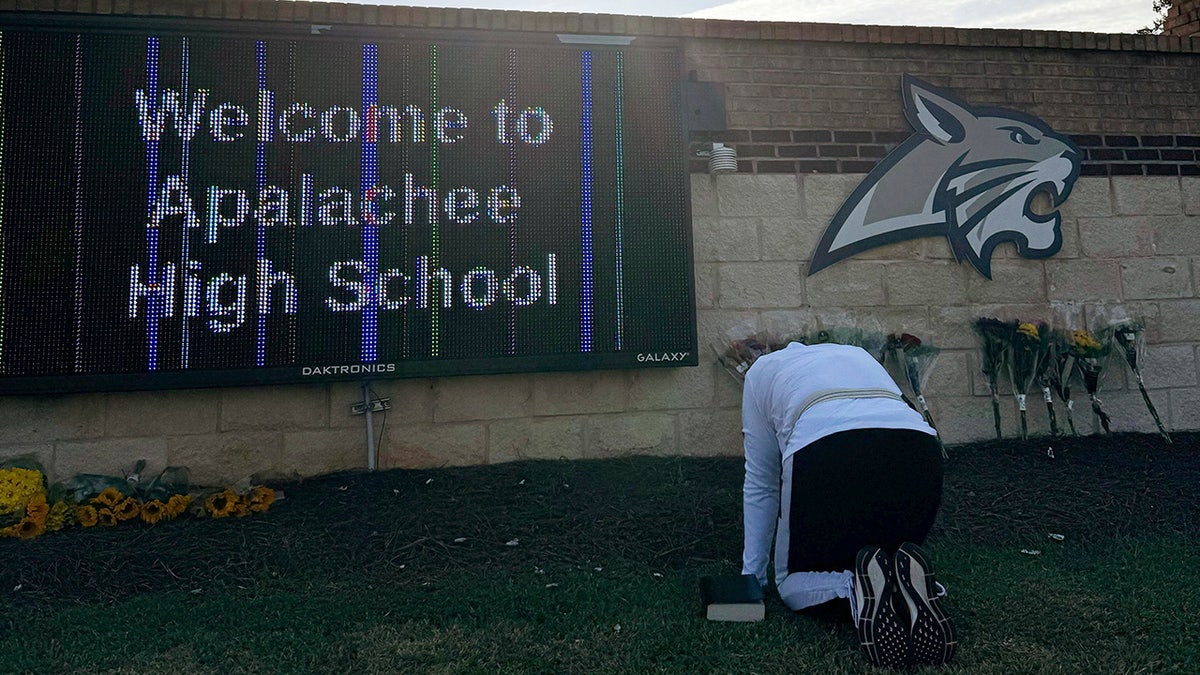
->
[[1167, 0, 1200, 37], [4, 0, 1199, 177]]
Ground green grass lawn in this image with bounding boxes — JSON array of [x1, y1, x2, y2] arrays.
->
[[2, 432, 1197, 673]]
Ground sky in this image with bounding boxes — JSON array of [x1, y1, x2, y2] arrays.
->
[[343, 1, 1160, 34]]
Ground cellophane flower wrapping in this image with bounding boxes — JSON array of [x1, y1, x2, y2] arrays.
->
[[1070, 328, 1113, 433]]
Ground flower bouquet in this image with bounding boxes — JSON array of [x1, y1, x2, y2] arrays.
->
[[1071, 329, 1112, 434], [1045, 330, 1080, 435], [1029, 322, 1062, 436], [974, 317, 1013, 440], [1007, 322, 1048, 440], [887, 332, 946, 457], [808, 326, 889, 363], [3, 458, 281, 540], [1108, 320, 1172, 444], [713, 334, 777, 382], [0, 461, 53, 540]]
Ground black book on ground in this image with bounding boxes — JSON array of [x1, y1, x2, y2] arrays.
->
[[699, 574, 765, 622]]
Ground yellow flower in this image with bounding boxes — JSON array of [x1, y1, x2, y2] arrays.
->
[[47, 501, 71, 531], [114, 497, 140, 522], [141, 500, 166, 525], [248, 487, 275, 513], [1017, 323, 1039, 340], [24, 493, 49, 526], [164, 494, 192, 519], [76, 505, 99, 527], [1072, 330, 1101, 351], [205, 489, 240, 519], [16, 516, 45, 540], [0, 467, 45, 515], [96, 508, 117, 527], [92, 487, 124, 508]]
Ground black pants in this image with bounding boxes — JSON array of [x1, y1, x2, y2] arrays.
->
[[787, 427, 943, 576]]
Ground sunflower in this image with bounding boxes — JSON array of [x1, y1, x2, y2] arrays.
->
[[76, 505, 99, 527], [1017, 322, 1040, 340], [204, 489, 240, 519], [47, 501, 72, 531], [96, 508, 117, 527], [16, 516, 45, 540], [24, 494, 49, 526], [140, 500, 166, 525], [165, 494, 192, 519], [114, 497, 140, 521], [91, 487, 124, 508], [248, 487, 276, 513]]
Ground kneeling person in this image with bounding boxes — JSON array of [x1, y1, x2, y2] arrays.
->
[[740, 341, 955, 668]]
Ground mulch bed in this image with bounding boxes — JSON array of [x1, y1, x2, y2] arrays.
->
[[2, 431, 1195, 608]]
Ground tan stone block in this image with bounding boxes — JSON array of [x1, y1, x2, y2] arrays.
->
[[885, 263, 970, 306], [488, 416, 584, 463], [328, 379, 434, 429], [54, 437, 169, 483], [380, 423, 486, 469], [761, 216, 824, 262], [719, 262, 803, 309], [283, 426, 369, 475], [1183, 178, 1199, 217], [1078, 216, 1156, 258], [1054, 217, 1082, 259], [0, 393, 105, 443], [105, 390, 219, 437], [628, 364, 714, 411], [693, 216, 760, 262], [848, 238, 924, 262], [1086, 389, 1160, 435], [1152, 216, 1200, 256], [678, 409, 742, 457], [532, 371, 628, 416], [220, 384, 328, 431], [696, 310, 760, 357], [1121, 258, 1193, 299], [584, 413, 676, 458], [1059, 177, 1112, 218], [716, 174, 801, 217], [691, 174, 719, 217], [1138, 344, 1198, 389], [714, 366, 744, 409], [800, 173, 862, 218], [1112, 176, 1183, 216], [1158, 300, 1200, 341], [1080, 301, 1160, 343], [1046, 259, 1123, 301], [0, 444, 54, 475], [923, 237, 956, 260], [967, 260, 1046, 304], [168, 432, 283, 487], [805, 261, 885, 306], [927, 395, 1020, 445], [1169, 388, 1200, 431], [433, 374, 531, 423], [695, 263, 717, 310], [757, 309, 817, 341], [917, 349, 972, 398]]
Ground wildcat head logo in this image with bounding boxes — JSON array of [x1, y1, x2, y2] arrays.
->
[[809, 75, 1081, 279]]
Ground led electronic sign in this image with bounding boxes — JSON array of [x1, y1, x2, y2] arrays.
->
[[0, 18, 696, 394]]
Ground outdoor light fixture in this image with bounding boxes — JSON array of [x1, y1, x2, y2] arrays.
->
[[699, 142, 738, 174]]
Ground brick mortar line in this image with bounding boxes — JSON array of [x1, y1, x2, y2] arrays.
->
[[2, 0, 1198, 54]]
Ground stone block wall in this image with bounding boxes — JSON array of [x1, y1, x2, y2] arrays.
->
[[693, 173, 1200, 444], [0, 1, 1197, 483]]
